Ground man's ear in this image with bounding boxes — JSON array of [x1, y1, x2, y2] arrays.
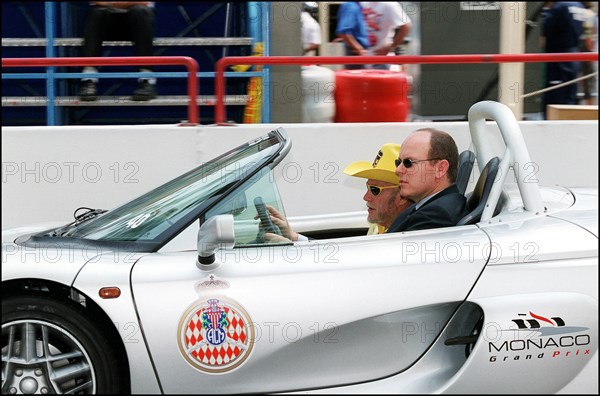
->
[[436, 159, 450, 180]]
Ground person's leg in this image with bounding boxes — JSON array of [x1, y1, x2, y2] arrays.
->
[[581, 61, 593, 105], [543, 62, 560, 118], [563, 61, 580, 105], [344, 47, 366, 70], [126, 5, 157, 100], [370, 63, 391, 70], [80, 6, 120, 100], [543, 61, 581, 117], [82, 6, 114, 58], [594, 60, 599, 106], [126, 5, 155, 57]]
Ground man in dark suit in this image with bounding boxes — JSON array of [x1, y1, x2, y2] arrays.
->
[[387, 128, 468, 233]]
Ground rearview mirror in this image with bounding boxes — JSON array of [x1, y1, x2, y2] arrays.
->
[[196, 214, 235, 269]]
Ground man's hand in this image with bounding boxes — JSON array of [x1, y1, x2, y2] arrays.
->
[[265, 205, 299, 241], [254, 205, 298, 243], [372, 45, 392, 56], [263, 232, 292, 243]]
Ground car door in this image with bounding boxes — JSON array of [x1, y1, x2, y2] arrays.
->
[[131, 224, 490, 393]]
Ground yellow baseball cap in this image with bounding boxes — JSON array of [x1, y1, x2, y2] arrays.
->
[[343, 143, 400, 185]]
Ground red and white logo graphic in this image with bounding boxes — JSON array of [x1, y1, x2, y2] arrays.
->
[[178, 297, 255, 374]]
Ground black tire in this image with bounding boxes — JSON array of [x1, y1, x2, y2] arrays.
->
[[2, 295, 126, 394]]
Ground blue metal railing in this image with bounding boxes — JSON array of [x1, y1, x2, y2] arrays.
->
[[2, 1, 271, 125]]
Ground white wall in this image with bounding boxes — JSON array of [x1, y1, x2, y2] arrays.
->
[[2, 120, 597, 229]]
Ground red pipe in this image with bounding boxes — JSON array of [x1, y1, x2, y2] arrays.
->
[[215, 52, 599, 124], [2, 56, 200, 125]]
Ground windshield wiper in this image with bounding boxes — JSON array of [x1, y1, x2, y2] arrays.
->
[[46, 207, 107, 237], [72, 207, 107, 222]]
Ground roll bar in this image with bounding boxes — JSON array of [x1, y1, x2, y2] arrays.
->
[[468, 101, 546, 220]]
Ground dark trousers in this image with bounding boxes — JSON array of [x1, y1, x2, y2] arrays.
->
[[542, 47, 581, 118], [82, 5, 155, 71], [343, 47, 367, 70]]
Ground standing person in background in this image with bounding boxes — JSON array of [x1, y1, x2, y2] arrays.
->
[[301, 2, 322, 56], [579, 2, 597, 105], [590, 6, 599, 102], [540, 1, 586, 117], [335, 1, 370, 69], [361, 1, 412, 70], [79, 1, 157, 102]]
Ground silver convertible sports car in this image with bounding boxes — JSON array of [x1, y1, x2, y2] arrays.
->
[[2, 101, 598, 394]]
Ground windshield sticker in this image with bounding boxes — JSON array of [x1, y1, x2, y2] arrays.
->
[[178, 297, 255, 374], [126, 212, 153, 228]]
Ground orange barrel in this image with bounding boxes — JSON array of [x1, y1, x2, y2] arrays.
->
[[334, 69, 410, 122]]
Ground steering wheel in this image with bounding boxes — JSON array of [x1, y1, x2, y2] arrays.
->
[[254, 196, 282, 242]]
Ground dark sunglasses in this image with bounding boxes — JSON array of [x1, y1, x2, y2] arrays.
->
[[395, 158, 442, 168], [367, 184, 398, 196]]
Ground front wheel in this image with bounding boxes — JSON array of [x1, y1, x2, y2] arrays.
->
[[2, 295, 126, 394]]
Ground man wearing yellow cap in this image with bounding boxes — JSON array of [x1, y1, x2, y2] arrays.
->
[[342, 143, 412, 234], [264, 143, 412, 241]]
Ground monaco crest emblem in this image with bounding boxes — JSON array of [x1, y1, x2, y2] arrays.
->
[[178, 297, 255, 374]]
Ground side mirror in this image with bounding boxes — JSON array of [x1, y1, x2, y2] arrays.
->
[[196, 214, 235, 269]]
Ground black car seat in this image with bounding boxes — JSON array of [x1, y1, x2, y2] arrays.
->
[[456, 150, 476, 195], [457, 156, 500, 226]]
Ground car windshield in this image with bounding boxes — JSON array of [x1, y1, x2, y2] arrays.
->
[[44, 131, 286, 243]]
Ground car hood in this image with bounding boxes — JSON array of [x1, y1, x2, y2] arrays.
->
[[2, 236, 99, 286], [2, 221, 66, 244]]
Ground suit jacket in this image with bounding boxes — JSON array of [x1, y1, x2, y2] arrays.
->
[[386, 184, 467, 233]]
